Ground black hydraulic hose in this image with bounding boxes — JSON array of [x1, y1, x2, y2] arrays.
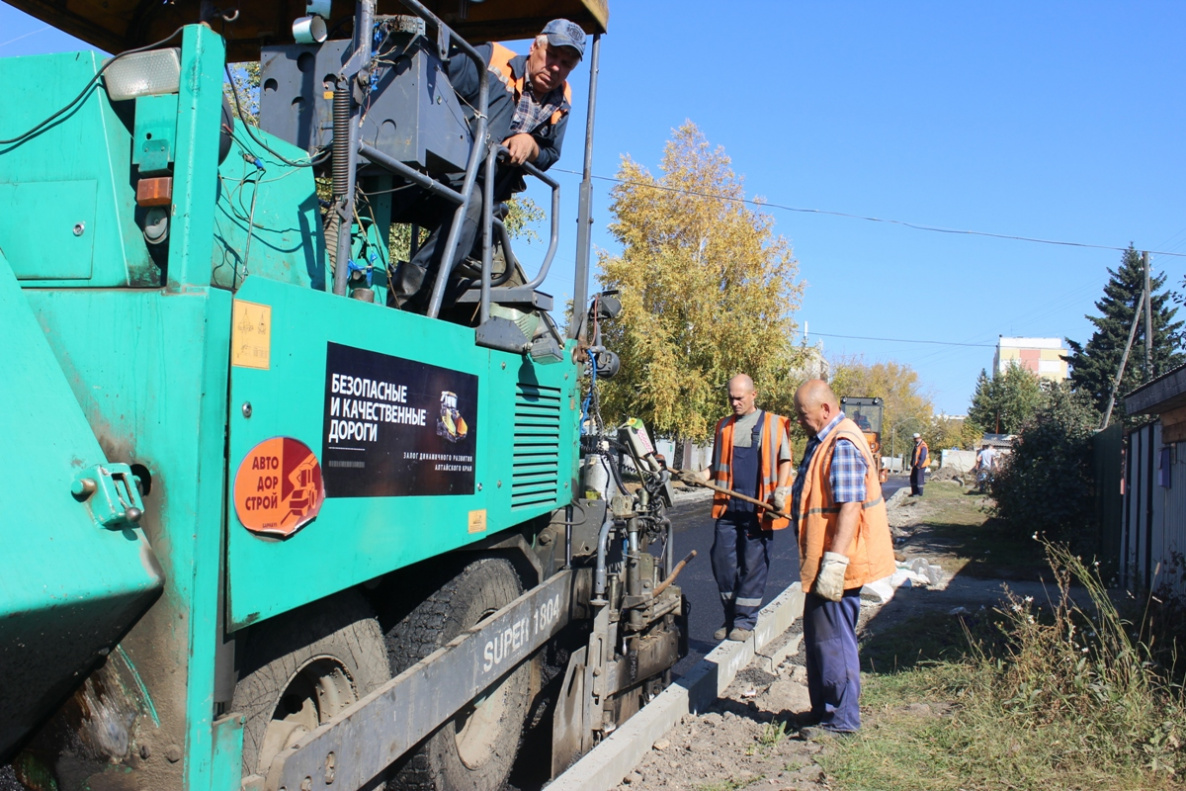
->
[[608, 452, 630, 496], [332, 0, 375, 297]]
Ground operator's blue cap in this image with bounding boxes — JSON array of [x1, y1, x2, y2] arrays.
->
[[542, 19, 586, 59]]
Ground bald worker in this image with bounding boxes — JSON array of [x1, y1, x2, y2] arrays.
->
[[700, 374, 793, 642], [791, 379, 895, 737]]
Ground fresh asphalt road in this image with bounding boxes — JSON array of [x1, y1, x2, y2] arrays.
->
[[668, 474, 908, 678]]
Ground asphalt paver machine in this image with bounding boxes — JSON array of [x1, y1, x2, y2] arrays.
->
[[0, 1, 688, 789]]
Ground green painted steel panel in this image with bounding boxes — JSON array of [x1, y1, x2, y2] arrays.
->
[[19, 27, 234, 790], [210, 714, 245, 791], [211, 120, 327, 291], [0, 249, 164, 757], [0, 50, 155, 286], [225, 275, 580, 629], [27, 286, 233, 790], [133, 94, 179, 174], [0, 180, 97, 279]]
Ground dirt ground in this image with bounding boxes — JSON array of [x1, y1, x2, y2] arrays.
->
[[609, 481, 1052, 791]]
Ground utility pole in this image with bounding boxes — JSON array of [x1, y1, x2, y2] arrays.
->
[[1142, 251, 1153, 382], [1100, 288, 1147, 430]]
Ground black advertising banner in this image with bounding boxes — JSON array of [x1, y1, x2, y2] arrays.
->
[[322, 342, 478, 497]]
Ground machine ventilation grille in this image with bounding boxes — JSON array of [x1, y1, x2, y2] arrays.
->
[[512, 382, 562, 508]]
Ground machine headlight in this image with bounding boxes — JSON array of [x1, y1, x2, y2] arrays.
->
[[103, 48, 181, 101]]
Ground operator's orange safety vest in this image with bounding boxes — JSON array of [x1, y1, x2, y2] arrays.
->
[[795, 418, 896, 593], [489, 43, 572, 127], [911, 439, 929, 469], [709, 412, 791, 531]]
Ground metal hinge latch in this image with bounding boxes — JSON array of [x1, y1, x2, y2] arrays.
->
[[72, 464, 145, 528]]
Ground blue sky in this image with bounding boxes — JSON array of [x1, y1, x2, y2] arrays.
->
[[4, 1, 1183, 414]]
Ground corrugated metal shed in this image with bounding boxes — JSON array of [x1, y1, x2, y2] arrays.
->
[[1120, 365, 1186, 599]]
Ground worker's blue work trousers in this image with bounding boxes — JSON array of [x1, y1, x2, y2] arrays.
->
[[803, 590, 862, 732], [710, 512, 772, 631], [910, 466, 926, 496]]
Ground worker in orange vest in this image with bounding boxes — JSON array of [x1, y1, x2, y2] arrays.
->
[[791, 380, 895, 737], [698, 374, 792, 642], [910, 433, 929, 496]]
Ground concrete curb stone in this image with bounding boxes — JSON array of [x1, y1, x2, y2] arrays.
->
[[547, 584, 806, 791]]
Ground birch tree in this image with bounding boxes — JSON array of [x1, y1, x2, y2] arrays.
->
[[596, 123, 802, 442]]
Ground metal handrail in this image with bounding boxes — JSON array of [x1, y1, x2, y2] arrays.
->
[[515, 156, 561, 291], [348, 0, 572, 334]]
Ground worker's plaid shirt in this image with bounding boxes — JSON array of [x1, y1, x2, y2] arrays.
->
[[791, 413, 868, 530], [510, 83, 565, 137]]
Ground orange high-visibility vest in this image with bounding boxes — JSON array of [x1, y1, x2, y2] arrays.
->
[[709, 411, 792, 531], [911, 440, 929, 469], [488, 43, 572, 127], [795, 418, 896, 593]]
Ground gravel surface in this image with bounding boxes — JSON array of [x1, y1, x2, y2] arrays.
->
[[602, 482, 1053, 791]]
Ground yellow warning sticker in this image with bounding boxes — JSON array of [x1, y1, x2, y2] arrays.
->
[[232, 300, 271, 370], [468, 509, 487, 534]]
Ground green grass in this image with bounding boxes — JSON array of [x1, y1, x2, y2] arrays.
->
[[860, 607, 1004, 673], [824, 541, 1186, 791], [745, 719, 791, 756], [902, 482, 1049, 579]]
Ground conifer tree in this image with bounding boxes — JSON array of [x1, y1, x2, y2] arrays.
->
[[1064, 246, 1184, 422], [967, 364, 1046, 435]]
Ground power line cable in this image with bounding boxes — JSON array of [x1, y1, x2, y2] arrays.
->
[[803, 331, 997, 348], [0, 26, 49, 49], [551, 168, 1186, 259]]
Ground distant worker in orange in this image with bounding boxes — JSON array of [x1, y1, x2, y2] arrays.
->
[[910, 433, 929, 496]]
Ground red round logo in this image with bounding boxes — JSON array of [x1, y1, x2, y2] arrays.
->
[[234, 437, 325, 537]]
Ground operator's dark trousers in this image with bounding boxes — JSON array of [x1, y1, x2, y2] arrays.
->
[[910, 466, 925, 496], [710, 512, 772, 631], [391, 59, 518, 312], [391, 168, 519, 312], [803, 589, 862, 732]]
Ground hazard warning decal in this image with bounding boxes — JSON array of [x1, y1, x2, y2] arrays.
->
[[234, 437, 326, 537]]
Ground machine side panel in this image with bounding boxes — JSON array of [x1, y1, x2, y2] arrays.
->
[[21, 287, 232, 791], [212, 120, 327, 291], [225, 276, 577, 629], [0, 51, 154, 286], [0, 251, 164, 760]]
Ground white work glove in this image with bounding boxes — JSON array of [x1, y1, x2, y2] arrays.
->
[[770, 486, 792, 511], [814, 552, 850, 601]]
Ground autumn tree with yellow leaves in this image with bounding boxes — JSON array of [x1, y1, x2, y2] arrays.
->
[[596, 123, 802, 444]]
